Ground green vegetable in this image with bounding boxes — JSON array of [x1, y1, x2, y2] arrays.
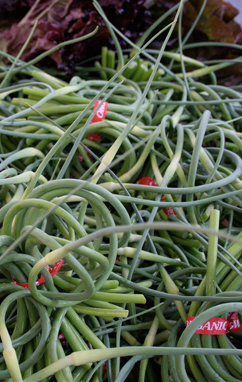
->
[[0, 0, 242, 381]]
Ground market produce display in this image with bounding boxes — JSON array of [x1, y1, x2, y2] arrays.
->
[[0, 0, 242, 381], [1, 0, 241, 82]]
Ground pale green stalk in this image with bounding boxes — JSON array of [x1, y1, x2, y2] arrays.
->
[[100, 47, 109, 80], [121, 331, 140, 346], [171, 84, 187, 126], [89, 292, 146, 305], [119, 128, 161, 182], [0, 81, 54, 100], [138, 316, 160, 382], [23, 343, 242, 382], [150, 152, 163, 184], [160, 119, 187, 187], [0, 172, 47, 186], [186, 110, 211, 224], [72, 306, 128, 319], [117, 247, 185, 266], [159, 265, 187, 324], [177, 61, 241, 79], [0, 148, 44, 172], [206, 209, 220, 296], [216, 230, 242, 284]]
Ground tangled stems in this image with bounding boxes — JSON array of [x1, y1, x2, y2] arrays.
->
[[1, 2, 242, 381], [23, 343, 242, 382], [176, 303, 242, 382], [0, 289, 51, 381]]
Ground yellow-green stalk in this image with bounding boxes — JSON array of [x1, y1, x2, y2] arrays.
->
[[138, 316, 160, 382]]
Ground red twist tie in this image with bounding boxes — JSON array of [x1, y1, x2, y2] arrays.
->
[[12, 259, 64, 289], [78, 101, 105, 162], [136, 177, 176, 215]]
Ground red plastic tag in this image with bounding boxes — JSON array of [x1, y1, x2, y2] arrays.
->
[[78, 152, 86, 162], [186, 316, 228, 334], [136, 177, 158, 187], [186, 313, 242, 334], [227, 312, 242, 332], [103, 362, 107, 376], [58, 333, 69, 348], [11, 280, 29, 289], [12, 260, 64, 289], [86, 133, 101, 141], [136, 177, 176, 215], [78, 132, 101, 162], [163, 207, 177, 216], [91, 100, 108, 123]]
